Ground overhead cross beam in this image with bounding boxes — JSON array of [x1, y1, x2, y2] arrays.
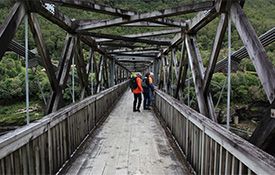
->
[[43, 0, 187, 28], [76, 1, 214, 31], [80, 31, 171, 46], [95, 28, 182, 43], [29, 1, 75, 33], [42, 0, 138, 17]]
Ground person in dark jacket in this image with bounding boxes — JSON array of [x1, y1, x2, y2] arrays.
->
[[142, 73, 150, 110], [143, 72, 154, 110]]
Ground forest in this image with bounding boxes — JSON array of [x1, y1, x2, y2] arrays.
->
[[0, 0, 275, 137]]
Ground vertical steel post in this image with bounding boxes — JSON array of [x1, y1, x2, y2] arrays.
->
[[25, 15, 30, 125], [227, 15, 231, 130]]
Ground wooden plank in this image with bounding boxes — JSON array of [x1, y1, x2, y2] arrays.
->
[[0, 2, 25, 59], [61, 91, 190, 174], [155, 89, 275, 174]]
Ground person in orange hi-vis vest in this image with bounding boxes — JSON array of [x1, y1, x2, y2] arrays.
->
[[132, 72, 143, 112]]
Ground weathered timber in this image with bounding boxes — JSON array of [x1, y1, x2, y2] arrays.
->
[[175, 40, 187, 100], [8, 40, 41, 67], [114, 56, 155, 62], [80, 31, 171, 45], [76, 1, 213, 31], [111, 53, 157, 58], [231, 2, 275, 103], [60, 91, 190, 174], [75, 37, 90, 99], [109, 50, 160, 55], [31, 1, 75, 33], [117, 60, 153, 64], [215, 0, 232, 13], [158, 33, 184, 57], [123, 21, 165, 27], [187, 8, 218, 34], [42, 0, 137, 17], [80, 36, 131, 72], [185, 35, 208, 116], [148, 18, 186, 28], [29, 13, 59, 90], [0, 82, 128, 174], [96, 56, 104, 93], [203, 13, 227, 93], [192, 37, 217, 122], [155, 89, 275, 175], [0, 2, 25, 59], [96, 29, 182, 43], [47, 35, 75, 114]]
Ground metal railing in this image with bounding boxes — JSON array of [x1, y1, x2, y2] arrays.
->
[[0, 81, 128, 174], [155, 89, 275, 175]]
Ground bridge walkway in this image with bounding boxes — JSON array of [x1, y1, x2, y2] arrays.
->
[[60, 90, 191, 175]]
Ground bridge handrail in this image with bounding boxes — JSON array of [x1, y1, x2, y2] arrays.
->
[[0, 81, 129, 174], [155, 89, 275, 175]]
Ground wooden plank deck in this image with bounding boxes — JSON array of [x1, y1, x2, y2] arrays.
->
[[60, 90, 191, 175]]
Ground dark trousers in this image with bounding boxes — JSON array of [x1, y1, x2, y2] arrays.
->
[[133, 93, 142, 111], [143, 92, 150, 109]]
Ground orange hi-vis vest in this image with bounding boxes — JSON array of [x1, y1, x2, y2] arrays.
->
[[132, 77, 143, 94]]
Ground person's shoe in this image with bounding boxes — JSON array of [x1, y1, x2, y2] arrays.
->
[[133, 109, 137, 112], [137, 109, 141, 112]]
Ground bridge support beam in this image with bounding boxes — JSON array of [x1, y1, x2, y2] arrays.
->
[[175, 40, 187, 101], [185, 35, 217, 121], [75, 37, 90, 100], [229, 2, 275, 155], [109, 58, 115, 87], [47, 35, 75, 114], [28, 13, 58, 91], [0, 2, 25, 59]]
